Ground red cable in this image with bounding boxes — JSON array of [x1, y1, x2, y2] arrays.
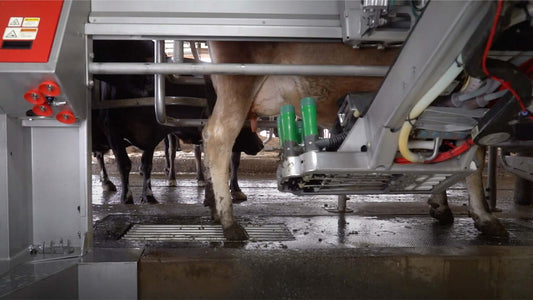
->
[[394, 139, 474, 164], [481, 0, 531, 116]]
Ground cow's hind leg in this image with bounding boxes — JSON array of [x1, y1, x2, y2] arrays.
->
[[109, 139, 133, 204], [467, 148, 508, 237], [164, 134, 177, 187], [194, 144, 205, 186], [140, 148, 158, 204], [230, 151, 247, 202], [95, 151, 117, 192], [428, 191, 454, 225]]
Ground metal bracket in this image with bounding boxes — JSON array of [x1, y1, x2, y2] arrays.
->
[[340, 0, 413, 47]]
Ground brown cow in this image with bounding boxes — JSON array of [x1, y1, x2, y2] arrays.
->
[[203, 41, 507, 240]]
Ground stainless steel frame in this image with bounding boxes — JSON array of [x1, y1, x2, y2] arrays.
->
[[86, 0, 413, 44], [0, 0, 90, 290]]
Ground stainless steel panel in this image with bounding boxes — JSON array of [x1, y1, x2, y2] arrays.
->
[[0, 115, 33, 262], [0, 115, 8, 260], [86, 23, 342, 40], [31, 126, 85, 248], [91, 0, 341, 15], [87, 0, 342, 39], [7, 117, 33, 260], [278, 146, 477, 195], [78, 248, 142, 300], [54, 0, 90, 119]]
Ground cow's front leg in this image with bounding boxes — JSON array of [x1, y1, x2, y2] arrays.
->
[[467, 147, 508, 237], [194, 144, 206, 186], [140, 149, 158, 204], [95, 151, 117, 192], [164, 134, 177, 187], [108, 136, 133, 204], [203, 80, 252, 240], [428, 191, 454, 225], [204, 125, 248, 240]]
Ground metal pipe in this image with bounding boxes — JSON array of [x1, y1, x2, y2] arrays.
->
[[154, 41, 205, 127], [89, 62, 389, 77], [337, 195, 348, 211], [487, 146, 498, 211], [172, 41, 184, 63], [154, 40, 167, 125], [423, 136, 442, 162]]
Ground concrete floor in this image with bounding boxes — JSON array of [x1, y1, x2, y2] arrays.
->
[[91, 155, 533, 299]]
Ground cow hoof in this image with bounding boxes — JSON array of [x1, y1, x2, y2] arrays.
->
[[429, 207, 454, 225], [142, 196, 159, 204], [123, 197, 134, 205], [223, 223, 249, 241], [166, 179, 177, 187], [474, 218, 509, 238], [231, 191, 248, 203], [102, 181, 117, 192]]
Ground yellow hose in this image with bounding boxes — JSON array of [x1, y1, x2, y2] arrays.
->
[[398, 56, 464, 163]]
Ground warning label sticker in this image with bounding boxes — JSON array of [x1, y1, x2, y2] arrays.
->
[[22, 17, 40, 27], [8, 17, 23, 27], [3, 27, 38, 40]]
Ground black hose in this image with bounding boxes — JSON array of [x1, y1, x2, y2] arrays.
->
[[315, 132, 348, 151], [462, 3, 531, 108]]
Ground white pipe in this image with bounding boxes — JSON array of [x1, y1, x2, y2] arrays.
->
[[407, 140, 436, 150], [398, 56, 464, 163]]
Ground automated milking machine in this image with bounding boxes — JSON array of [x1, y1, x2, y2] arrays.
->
[[1, 0, 532, 297]]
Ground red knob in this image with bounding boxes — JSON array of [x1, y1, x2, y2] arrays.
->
[[56, 109, 75, 124], [38, 80, 61, 97], [24, 89, 46, 105], [32, 104, 53, 117]]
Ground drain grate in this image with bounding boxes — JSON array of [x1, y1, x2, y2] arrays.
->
[[122, 224, 294, 242]]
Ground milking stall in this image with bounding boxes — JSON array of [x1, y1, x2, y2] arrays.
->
[[2, 0, 533, 298]]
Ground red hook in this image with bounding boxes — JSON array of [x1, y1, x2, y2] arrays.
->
[[32, 104, 53, 117], [38, 80, 61, 97], [56, 109, 76, 124], [24, 89, 46, 105]]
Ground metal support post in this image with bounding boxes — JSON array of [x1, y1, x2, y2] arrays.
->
[[486, 146, 499, 212], [324, 195, 354, 213]]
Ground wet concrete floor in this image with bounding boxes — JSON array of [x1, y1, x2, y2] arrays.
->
[[92, 163, 533, 298]]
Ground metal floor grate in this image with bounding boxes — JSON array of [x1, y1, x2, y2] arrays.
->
[[123, 224, 294, 242]]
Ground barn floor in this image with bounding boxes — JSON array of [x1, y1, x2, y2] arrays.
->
[[90, 151, 533, 299]]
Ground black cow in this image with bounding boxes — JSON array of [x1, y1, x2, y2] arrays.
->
[[92, 40, 263, 204]]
